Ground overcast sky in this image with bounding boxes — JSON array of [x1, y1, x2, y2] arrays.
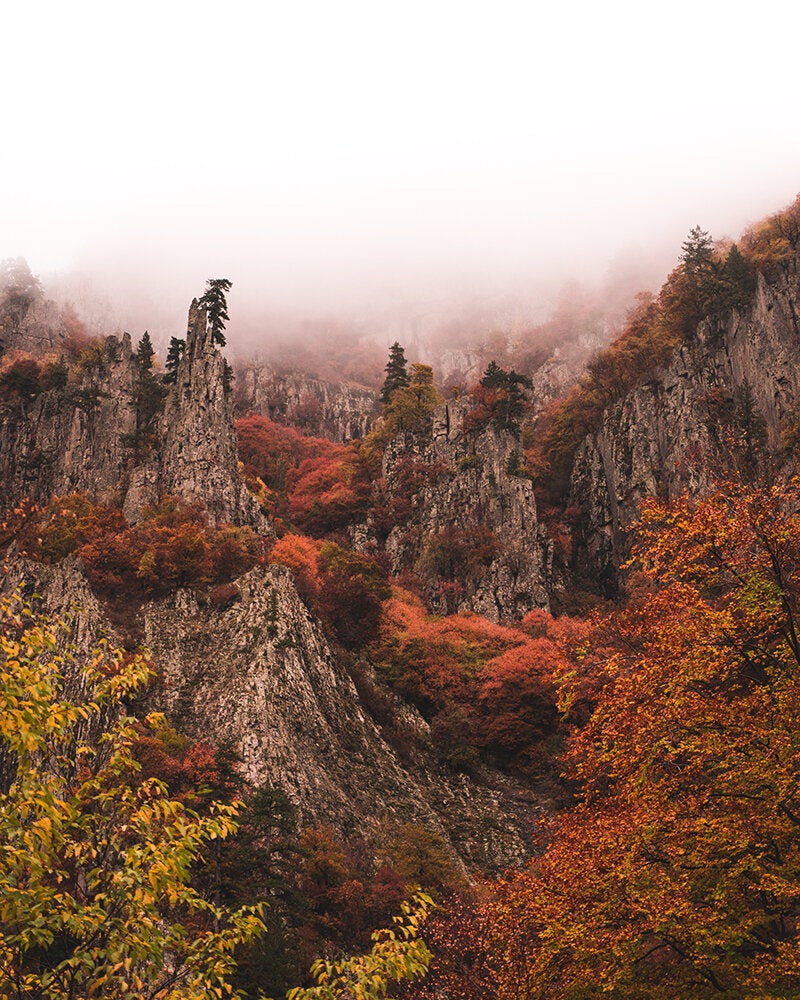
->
[[3, 0, 800, 339]]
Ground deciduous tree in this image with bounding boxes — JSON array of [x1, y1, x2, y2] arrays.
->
[[481, 478, 800, 998], [0, 593, 266, 999]]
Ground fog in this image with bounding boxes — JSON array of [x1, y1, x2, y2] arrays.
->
[[3, 1, 800, 365]]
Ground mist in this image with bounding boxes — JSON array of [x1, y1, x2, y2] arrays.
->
[[3, 1, 800, 370]]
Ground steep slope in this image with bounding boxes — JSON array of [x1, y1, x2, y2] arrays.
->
[[3, 553, 539, 873], [570, 263, 800, 583], [0, 333, 138, 508], [129, 299, 265, 528], [235, 362, 377, 442], [370, 399, 551, 621]]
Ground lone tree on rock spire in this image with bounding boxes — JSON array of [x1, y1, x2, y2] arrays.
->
[[199, 278, 232, 347], [380, 341, 409, 404]]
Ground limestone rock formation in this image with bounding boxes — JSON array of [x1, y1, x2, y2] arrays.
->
[[374, 399, 551, 621], [153, 300, 266, 529], [235, 363, 377, 442], [144, 564, 539, 871], [0, 296, 266, 531], [3, 554, 540, 874], [570, 266, 800, 582], [0, 334, 138, 509]]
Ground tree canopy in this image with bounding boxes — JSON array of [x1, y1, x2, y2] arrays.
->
[[478, 477, 800, 998], [380, 342, 409, 405], [199, 278, 233, 348], [0, 592, 265, 999]]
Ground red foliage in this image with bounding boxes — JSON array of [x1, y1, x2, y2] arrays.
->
[[235, 415, 372, 536], [16, 493, 264, 601], [268, 533, 322, 605], [269, 534, 390, 649], [371, 590, 567, 772], [235, 414, 338, 492]]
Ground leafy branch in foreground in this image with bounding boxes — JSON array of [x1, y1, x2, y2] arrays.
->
[[0, 591, 265, 1000], [287, 891, 434, 1000]]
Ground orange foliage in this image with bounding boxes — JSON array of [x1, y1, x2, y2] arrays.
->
[[269, 534, 390, 649], [479, 477, 800, 997], [235, 415, 372, 535], [269, 533, 321, 605], [372, 590, 568, 772], [235, 414, 339, 491], [14, 493, 264, 600]]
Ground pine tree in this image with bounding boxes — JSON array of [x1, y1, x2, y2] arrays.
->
[[133, 331, 165, 439], [479, 360, 506, 389], [380, 342, 409, 405], [476, 361, 532, 437], [199, 278, 233, 348], [164, 336, 185, 385], [721, 243, 757, 312], [136, 330, 155, 370], [678, 225, 722, 331]]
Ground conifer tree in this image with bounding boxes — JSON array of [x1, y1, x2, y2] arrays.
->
[[199, 278, 233, 348], [721, 243, 757, 312], [133, 331, 165, 436], [380, 342, 409, 404], [136, 329, 155, 370], [475, 361, 532, 437], [164, 336, 186, 385], [678, 225, 722, 331]]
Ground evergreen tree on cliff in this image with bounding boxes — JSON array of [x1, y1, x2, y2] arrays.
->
[[136, 330, 155, 369], [199, 277, 233, 347], [380, 341, 409, 404], [163, 336, 185, 385]]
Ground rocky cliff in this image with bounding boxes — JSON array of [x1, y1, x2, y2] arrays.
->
[[130, 300, 266, 528], [4, 554, 540, 874], [570, 265, 800, 583], [371, 400, 551, 621], [0, 333, 138, 508], [0, 298, 265, 530], [235, 363, 377, 442]]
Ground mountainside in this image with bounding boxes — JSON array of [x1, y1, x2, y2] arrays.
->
[[571, 262, 800, 583], [5, 202, 800, 996], [367, 398, 551, 621], [235, 362, 377, 443]]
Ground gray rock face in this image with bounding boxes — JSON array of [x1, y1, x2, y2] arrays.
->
[[570, 266, 800, 581], [0, 299, 266, 531], [155, 301, 266, 529], [5, 555, 539, 873], [376, 400, 550, 621], [0, 295, 66, 355], [235, 364, 377, 442], [0, 334, 138, 509], [144, 565, 539, 870]]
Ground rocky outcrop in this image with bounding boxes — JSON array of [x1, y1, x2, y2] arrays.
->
[[150, 301, 266, 529], [0, 334, 138, 509], [374, 400, 550, 621], [235, 364, 377, 442], [0, 298, 266, 531], [0, 295, 66, 356], [144, 565, 540, 870], [4, 555, 542, 873], [570, 267, 800, 582]]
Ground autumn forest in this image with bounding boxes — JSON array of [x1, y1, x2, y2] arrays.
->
[[2, 194, 800, 998]]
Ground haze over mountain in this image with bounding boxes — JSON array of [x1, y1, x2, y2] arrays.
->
[[3, 1, 799, 355]]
